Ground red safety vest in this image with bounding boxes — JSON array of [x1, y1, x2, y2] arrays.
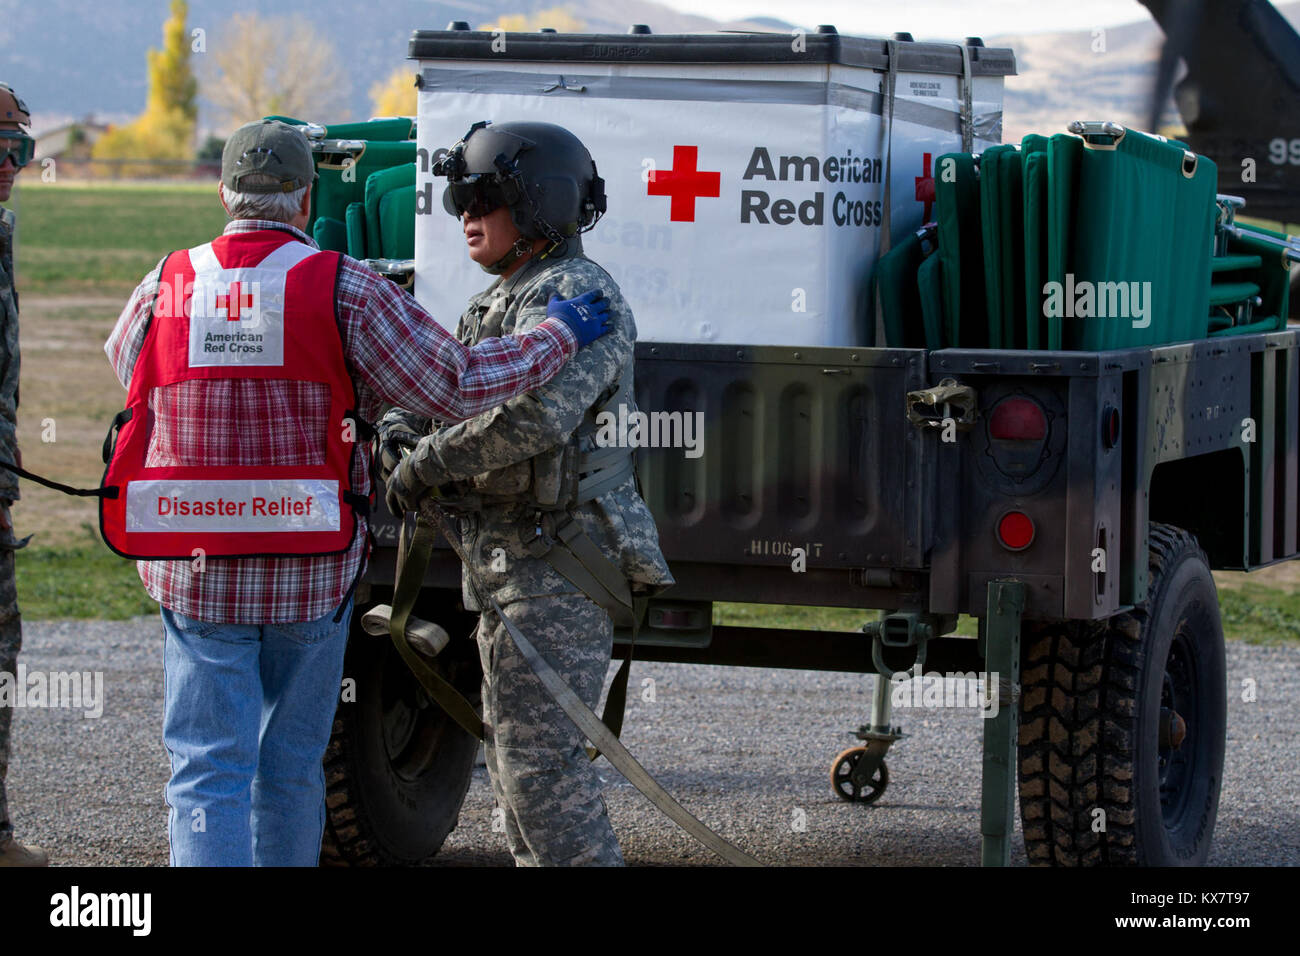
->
[[101, 231, 367, 560]]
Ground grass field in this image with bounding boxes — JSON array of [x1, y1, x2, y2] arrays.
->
[[3, 181, 1299, 643], [8, 181, 229, 298]]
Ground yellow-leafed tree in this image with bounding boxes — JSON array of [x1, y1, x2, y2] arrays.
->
[[206, 13, 350, 130], [92, 0, 197, 171], [481, 7, 584, 32], [148, 0, 198, 126], [370, 68, 418, 118]]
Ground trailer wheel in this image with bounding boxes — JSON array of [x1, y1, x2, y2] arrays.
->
[[1018, 523, 1226, 865], [320, 599, 482, 866], [830, 747, 888, 803]]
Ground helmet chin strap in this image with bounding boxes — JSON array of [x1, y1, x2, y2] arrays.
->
[[481, 236, 536, 276], [481, 233, 569, 275]]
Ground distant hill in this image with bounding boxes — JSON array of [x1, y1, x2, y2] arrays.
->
[[5, 0, 1298, 145], [0, 0, 787, 132]]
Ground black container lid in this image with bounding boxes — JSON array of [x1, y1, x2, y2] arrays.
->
[[408, 30, 1016, 76]]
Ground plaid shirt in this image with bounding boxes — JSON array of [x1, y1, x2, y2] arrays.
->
[[106, 219, 577, 623]]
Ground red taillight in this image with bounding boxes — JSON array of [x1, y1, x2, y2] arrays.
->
[[997, 511, 1035, 551], [1103, 405, 1120, 449], [989, 397, 1048, 440]]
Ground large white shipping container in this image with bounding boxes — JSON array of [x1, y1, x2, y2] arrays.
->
[[411, 29, 1015, 347]]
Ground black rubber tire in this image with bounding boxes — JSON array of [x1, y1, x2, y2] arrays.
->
[[320, 596, 482, 866], [1018, 523, 1227, 865], [830, 747, 888, 804]]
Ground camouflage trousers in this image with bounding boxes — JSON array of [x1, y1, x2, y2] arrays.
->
[[477, 593, 624, 867], [0, 538, 21, 840]]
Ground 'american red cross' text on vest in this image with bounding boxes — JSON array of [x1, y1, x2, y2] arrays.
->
[[101, 231, 366, 559]]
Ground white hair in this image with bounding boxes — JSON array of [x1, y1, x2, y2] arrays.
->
[[220, 172, 308, 223]]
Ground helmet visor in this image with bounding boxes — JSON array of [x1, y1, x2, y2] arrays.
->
[[442, 174, 509, 219], [0, 133, 34, 169]]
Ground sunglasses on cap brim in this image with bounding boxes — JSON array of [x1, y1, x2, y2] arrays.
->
[[0, 135, 35, 169]]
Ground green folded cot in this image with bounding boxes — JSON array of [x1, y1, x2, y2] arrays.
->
[[312, 216, 348, 254], [1043, 134, 1082, 350], [1208, 224, 1293, 336], [1020, 135, 1050, 349], [875, 227, 938, 348], [917, 249, 947, 350], [265, 115, 414, 143], [345, 202, 367, 259], [934, 152, 986, 348], [376, 185, 417, 260], [1069, 127, 1216, 350], [363, 164, 416, 259], [978, 144, 1025, 349], [893, 123, 1268, 356], [311, 140, 417, 242]]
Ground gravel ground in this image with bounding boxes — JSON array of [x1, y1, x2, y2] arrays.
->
[[6, 618, 1299, 866]]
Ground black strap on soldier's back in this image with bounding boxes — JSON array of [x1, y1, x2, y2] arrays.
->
[[0, 460, 115, 498], [0, 408, 134, 498]]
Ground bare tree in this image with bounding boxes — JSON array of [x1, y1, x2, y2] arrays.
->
[[205, 12, 351, 131]]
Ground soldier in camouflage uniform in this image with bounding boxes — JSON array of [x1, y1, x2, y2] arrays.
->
[[0, 81, 46, 867], [381, 122, 674, 866]]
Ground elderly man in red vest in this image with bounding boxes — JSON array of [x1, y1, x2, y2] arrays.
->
[[105, 120, 612, 866]]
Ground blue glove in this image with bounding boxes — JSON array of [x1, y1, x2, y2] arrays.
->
[[547, 290, 612, 348]]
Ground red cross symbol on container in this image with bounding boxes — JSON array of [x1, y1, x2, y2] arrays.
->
[[215, 281, 254, 321], [647, 145, 721, 222], [915, 152, 935, 222]]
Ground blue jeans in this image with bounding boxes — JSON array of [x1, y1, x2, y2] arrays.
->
[[160, 600, 351, 866]]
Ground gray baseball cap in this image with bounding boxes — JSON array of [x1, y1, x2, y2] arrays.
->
[[221, 119, 315, 194]]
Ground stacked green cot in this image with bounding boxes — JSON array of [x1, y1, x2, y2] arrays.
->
[[265, 116, 419, 269], [876, 123, 1292, 350]]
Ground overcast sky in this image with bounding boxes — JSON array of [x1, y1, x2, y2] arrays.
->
[[661, 0, 1155, 38]]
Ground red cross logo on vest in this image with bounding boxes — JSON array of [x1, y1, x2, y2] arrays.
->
[[647, 145, 721, 222], [215, 281, 255, 321], [915, 152, 936, 222]]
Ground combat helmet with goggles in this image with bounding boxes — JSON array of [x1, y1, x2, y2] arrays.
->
[[433, 120, 606, 274], [0, 82, 35, 170]]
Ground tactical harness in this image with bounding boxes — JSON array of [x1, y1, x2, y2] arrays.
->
[[441, 255, 642, 632], [430, 361, 643, 743]]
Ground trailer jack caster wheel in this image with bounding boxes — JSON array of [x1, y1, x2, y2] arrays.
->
[[831, 746, 889, 803]]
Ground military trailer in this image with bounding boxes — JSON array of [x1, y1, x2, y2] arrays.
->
[[294, 25, 1300, 867]]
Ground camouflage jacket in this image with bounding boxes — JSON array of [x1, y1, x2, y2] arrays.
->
[[0, 207, 20, 501], [407, 246, 674, 610]]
